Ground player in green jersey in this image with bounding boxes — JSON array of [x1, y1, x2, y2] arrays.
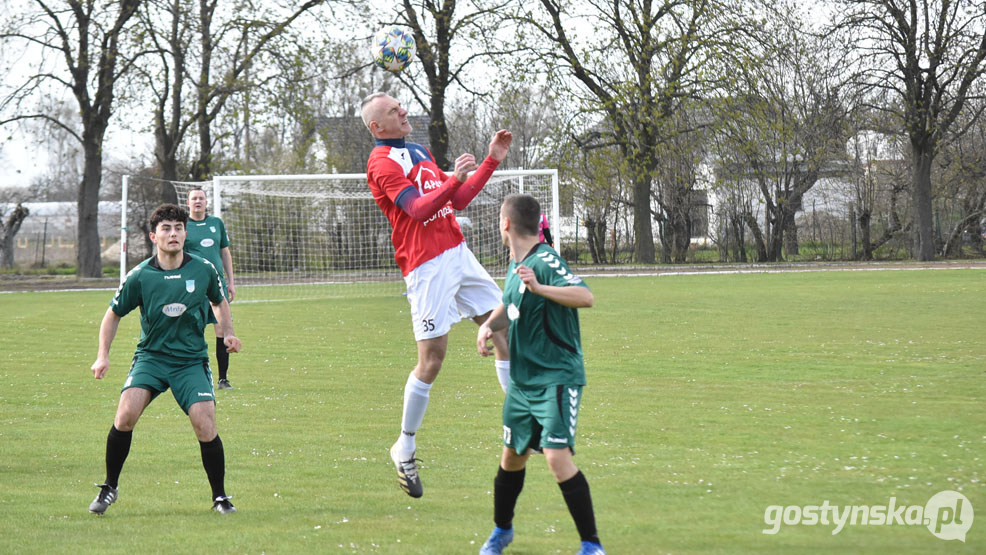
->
[[88, 203, 243, 515], [185, 188, 237, 390], [476, 194, 604, 555]]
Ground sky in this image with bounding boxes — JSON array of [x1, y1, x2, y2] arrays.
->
[[0, 2, 839, 194], [0, 136, 38, 190]]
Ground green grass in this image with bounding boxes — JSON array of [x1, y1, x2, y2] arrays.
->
[[1, 269, 984, 553]]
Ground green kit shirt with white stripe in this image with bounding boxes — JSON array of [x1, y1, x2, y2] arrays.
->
[[502, 243, 590, 389], [111, 253, 226, 360], [183, 215, 229, 281]]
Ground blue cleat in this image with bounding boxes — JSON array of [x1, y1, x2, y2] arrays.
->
[[577, 541, 606, 555], [479, 526, 513, 554]]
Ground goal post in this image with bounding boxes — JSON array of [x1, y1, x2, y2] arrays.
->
[[120, 169, 559, 300]]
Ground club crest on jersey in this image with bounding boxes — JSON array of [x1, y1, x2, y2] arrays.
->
[[186, 279, 196, 292], [209, 226, 216, 233], [200, 238, 215, 248], [162, 303, 188, 317]]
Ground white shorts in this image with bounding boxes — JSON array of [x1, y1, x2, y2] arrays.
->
[[404, 242, 502, 341]]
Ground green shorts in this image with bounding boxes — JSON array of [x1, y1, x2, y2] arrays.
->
[[502, 384, 583, 455], [122, 351, 215, 414]]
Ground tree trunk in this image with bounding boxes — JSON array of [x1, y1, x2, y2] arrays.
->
[[767, 213, 784, 262], [783, 213, 799, 256], [155, 132, 180, 204], [193, 0, 215, 181], [77, 146, 104, 277], [857, 208, 873, 261], [428, 94, 450, 170], [670, 209, 690, 263], [743, 211, 769, 262], [911, 147, 936, 260], [632, 175, 656, 263], [730, 214, 747, 263], [584, 217, 601, 264], [0, 203, 29, 268]]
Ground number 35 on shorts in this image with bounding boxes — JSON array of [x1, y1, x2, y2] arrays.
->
[[421, 318, 435, 333]]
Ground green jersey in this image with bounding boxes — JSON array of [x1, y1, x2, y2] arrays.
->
[[111, 253, 226, 359], [502, 243, 590, 389], [184, 215, 229, 280]]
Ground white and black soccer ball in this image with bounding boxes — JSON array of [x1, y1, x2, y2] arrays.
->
[[372, 27, 416, 73]]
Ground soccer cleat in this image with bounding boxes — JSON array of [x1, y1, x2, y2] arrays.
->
[[577, 541, 606, 555], [479, 526, 513, 555], [212, 495, 236, 514], [88, 483, 118, 514], [217, 379, 233, 390], [389, 443, 423, 498]]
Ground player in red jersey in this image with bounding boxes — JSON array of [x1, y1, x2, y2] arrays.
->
[[361, 92, 512, 498]]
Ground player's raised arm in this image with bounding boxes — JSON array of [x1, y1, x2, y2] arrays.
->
[[91, 308, 122, 379], [488, 129, 512, 162], [451, 130, 513, 210]]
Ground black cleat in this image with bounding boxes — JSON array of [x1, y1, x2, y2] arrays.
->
[[217, 379, 233, 390], [212, 495, 236, 514], [390, 443, 423, 498], [89, 483, 118, 514]]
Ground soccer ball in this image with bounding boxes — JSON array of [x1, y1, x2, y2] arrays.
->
[[372, 27, 416, 73]]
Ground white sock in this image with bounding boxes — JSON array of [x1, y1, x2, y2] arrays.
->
[[494, 360, 510, 393], [399, 372, 432, 454]]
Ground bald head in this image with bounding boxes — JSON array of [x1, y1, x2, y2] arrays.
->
[[360, 93, 412, 139]]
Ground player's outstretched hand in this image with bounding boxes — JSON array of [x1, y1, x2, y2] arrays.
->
[[489, 130, 513, 162], [91, 357, 109, 379], [453, 153, 478, 182], [515, 264, 540, 294], [477, 323, 495, 357], [224, 335, 242, 354]]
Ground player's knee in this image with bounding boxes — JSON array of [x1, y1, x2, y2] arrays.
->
[[544, 449, 578, 482], [188, 402, 217, 440]]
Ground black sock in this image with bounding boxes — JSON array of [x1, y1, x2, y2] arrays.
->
[[216, 337, 229, 381], [559, 470, 600, 545], [105, 426, 133, 489], [199, 435, 226, 499], [493, 466, 526, 530]]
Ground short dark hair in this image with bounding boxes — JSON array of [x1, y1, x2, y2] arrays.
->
[[149, 203, 188, 231], [187, 187, 206, 198], [502, 194, 540, 237]]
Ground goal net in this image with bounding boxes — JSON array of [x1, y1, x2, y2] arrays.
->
[[121, 170, 558, 301]]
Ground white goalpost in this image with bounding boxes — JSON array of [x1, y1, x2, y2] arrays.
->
[[121, 170, 559, 300]]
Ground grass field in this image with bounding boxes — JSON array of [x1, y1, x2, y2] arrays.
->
[[1, 268, 984, 554]]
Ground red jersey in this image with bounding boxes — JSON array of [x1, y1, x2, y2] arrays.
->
[[367, 139, 465, 275]]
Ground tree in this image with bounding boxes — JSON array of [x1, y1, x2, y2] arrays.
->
[[189, 0, 328, 180], [1, 0, 143, 277], [134, 0, 197, 188], [24, 101, 84, 202], [935, 96, 986, 256], [0, 198, 29, 269], [837, 0, 986, 260], [845, 117, 912, 260], [512, 0, 754, 264], [714, 6, 850, 262]]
